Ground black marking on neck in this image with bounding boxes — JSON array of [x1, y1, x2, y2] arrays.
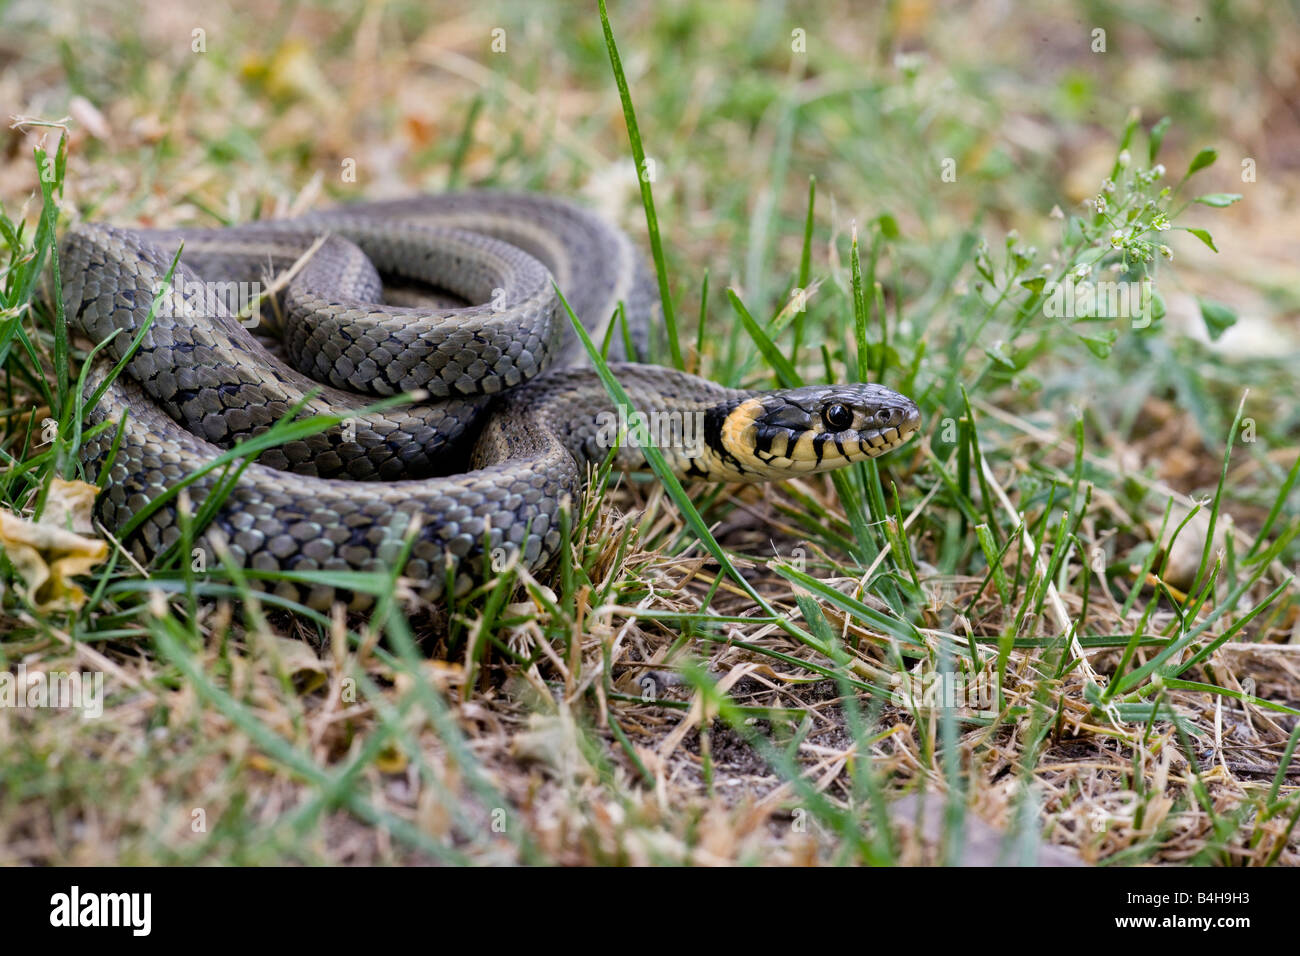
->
[[684, 458, 711, 479], [703, 400, 748, 477]]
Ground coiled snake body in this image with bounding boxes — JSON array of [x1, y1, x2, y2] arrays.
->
[[61, 194, 921, 610]]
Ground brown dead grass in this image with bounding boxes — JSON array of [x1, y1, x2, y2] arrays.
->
[[1, 0, 1298, 865]]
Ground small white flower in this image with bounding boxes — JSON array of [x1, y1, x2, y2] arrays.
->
[[1109, 230, 1125, 248], [1117, 150, 1131, 168], [894, 52, 925, 74], [1153, 163, 1166, 177], [1159, 245, 1174, 259]]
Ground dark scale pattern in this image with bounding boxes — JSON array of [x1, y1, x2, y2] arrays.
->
[[64, 195, 673, 609], [66, 193, 919, 611], [62, 223, 493, 481]]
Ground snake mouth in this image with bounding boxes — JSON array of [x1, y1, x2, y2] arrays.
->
[[846, 408, 922, 458]]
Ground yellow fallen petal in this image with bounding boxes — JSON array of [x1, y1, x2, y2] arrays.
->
[[247, 753, 277, 774], [375, 744, 409, 774]]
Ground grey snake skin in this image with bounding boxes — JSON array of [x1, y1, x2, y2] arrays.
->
[[60, 194, 921, 610]]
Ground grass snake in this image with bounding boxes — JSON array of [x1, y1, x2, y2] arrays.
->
[[60, 194, 921, 610]]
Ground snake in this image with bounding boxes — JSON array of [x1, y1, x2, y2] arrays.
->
[[59, 194, 922, 611]]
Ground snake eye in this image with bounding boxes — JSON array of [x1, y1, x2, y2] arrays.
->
[[822, 402, 853, 431]]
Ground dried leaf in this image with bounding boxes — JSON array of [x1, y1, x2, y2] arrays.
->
[[271, 636, 328, 694], [0, 479, 108, 612]]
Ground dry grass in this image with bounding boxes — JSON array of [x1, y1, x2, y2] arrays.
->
[[1, 0, 1298, 865]]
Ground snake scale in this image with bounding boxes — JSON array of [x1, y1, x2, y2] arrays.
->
[[60, 194, 921, 610]]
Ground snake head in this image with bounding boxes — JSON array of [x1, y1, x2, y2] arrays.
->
[[709, 383, 921, 481]]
